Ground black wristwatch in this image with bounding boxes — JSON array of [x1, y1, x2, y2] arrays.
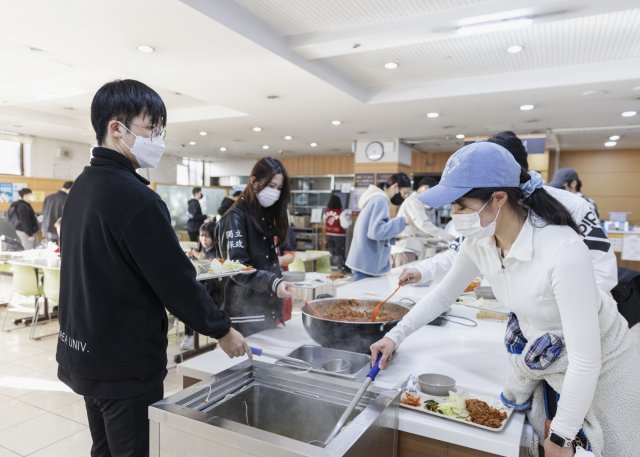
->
[[549, 431, 574, 448]]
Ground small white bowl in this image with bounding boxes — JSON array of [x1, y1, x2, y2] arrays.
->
[[417, 373, 456, 396]]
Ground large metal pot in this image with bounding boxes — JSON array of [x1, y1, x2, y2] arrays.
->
[[301, 298, 410, 354]]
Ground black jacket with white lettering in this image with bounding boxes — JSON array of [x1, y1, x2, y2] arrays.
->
[[56, 148, 231, 394], [215, 201, 284, 335]]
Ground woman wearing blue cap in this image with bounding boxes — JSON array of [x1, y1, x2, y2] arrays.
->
[[371, 142, 640, 457]]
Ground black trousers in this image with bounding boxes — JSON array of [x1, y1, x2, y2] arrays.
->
[[187, 231, 199, 242], [84, 384, 164, 457], [327, 236, 346, 271]]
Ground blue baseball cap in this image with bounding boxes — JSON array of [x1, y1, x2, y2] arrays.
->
[[418, 142, 522, 207]]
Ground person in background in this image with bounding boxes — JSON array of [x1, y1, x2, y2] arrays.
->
[[216, 157, 294, 335], [7, 188, 39, 249], [549, 167, 600, 218], [391, 176, 452, 267], [186, 187, 207, 241], [346, 173, 412, 281], [399, 131, 617, 296], [217, 189, 242, 217], [41, 181, 73, 243], [56, 79, 249, 457], [372, 142, 640, 457], [323, 195, 350, 272], [182, 221, 218, 350]]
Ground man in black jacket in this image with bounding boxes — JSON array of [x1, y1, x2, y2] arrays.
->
[[56, 79, 250, 457], [41, 180, 73, 242], [7, 188, 39, 249], [186, 187, 207, 241]]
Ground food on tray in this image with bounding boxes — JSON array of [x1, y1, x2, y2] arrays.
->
[[424, 399, 439, 412], [464, 279, 481, 293], [465, 399, 507, 429], [400, 391, 421, 407], [203, 258, 255, 274], [328, 273, 346, 281], [437, 391, 469, 419]]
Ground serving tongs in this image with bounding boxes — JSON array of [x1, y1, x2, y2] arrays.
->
[[250, 346, 312, 371]]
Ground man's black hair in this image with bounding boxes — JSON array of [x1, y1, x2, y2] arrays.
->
[[192, 187, 202, 196], [91, 79, 167, 145], [62, 181, 74, 190], [18, 188, 32, 198], [417, 176, 438, 189], [232, 190, 242, 197], [488, 130, 529, 170]]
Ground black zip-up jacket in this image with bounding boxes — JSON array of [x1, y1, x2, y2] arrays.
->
[[8, 199, 38, 236], [56, 148, 231, 396], [41, 190, 67, 238], [215, 201, 284, 335], [186, 198, 206, 232]]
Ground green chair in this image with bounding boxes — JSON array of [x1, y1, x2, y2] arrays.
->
[[31, 267, 61, 339], [1, 264, 43, 338], [305, 250, 332, 273]]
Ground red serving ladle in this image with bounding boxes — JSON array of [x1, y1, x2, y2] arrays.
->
[[371, 284, 402, 322]]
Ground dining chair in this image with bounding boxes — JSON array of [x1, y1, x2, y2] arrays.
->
[[1, 265, 42, 338]]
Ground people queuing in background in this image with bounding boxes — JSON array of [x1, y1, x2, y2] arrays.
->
[[549, 167, 600, 218], [345, 173, 412, 281], [217, 189, 242, 217], [7, 188, 39, 249], [323, 195, 351, 273], [41, 180, 73, 243], [372, 141, 640, 456], [56, 79, 249, 457], [182, 221, 218, 350], [391, 176, 452, 267], [186, 187, 207, 241], [215, 157, 294, 335]]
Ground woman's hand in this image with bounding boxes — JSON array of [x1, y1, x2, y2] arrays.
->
[[399, 268, 422, 286], [370, 337, 397, 369], [276, 281, 293, 298], [543, 437, 575, 457], [189, 248, 204, 260]]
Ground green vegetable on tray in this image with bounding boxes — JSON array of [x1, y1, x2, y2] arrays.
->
[[424, 399, 439, 412]]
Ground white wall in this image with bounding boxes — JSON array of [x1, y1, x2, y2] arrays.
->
[[207, 158, 256, 177], [26, 135, 179, 183]]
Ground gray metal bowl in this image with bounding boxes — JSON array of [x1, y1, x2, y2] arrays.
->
[[417, 373, 456, 396], [281, 271, 306, 282], [321, 359, 352, 373]]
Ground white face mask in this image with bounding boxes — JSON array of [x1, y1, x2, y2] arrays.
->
[[451, 200, 501, 240], [117, 122, 165, 168], [257, 187, 281, 207]]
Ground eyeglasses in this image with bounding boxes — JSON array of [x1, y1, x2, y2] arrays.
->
[[127, 122, 166, 141]]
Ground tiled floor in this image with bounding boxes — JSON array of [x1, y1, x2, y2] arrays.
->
[[0, 304, 185, 457]]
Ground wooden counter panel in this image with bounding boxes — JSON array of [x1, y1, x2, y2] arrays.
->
[[398, 431, 500, 457]]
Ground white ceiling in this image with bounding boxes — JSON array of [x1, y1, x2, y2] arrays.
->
[[0, 0, 639, 162]]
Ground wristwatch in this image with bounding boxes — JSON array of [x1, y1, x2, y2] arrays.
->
[[549, 430, 574, 448]]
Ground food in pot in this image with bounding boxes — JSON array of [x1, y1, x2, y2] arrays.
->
[[465, 399, 507, 428], [320, 302, 406, 322]]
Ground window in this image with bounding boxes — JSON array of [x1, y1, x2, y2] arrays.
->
[[177, 157, 204, 186], [0, 140, 23, 175]]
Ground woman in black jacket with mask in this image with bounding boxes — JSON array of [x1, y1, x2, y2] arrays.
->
[[215, 157, 293, 335]]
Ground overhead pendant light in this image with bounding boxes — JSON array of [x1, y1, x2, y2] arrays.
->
[[136, 45, 155, 53]]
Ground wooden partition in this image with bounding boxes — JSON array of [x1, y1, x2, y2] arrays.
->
[[0, 175, 69, 213], [558, 148, 640, 224], [280, 154, 353, 176]]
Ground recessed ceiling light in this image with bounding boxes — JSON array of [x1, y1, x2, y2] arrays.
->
[[136, 45, 155, 53], [283, 135, 293, 140], [621, 111, 637, 117], [309, 142, 318, 147], [331, 120, 342, 126], [199, 131, 207, 136], [506, 45, 523, 54], [384, 62, 399, 70], [252, 126, 262, 132], [189, 141, 196, 146], [219, 146, 227, 152], [609, 135, 621, 141], [262, 144, 270, 150], [520, 104, 535, 111], [604, 141, 617, 147], [426, 112, 440, 118], [456, 134, 465, 139]]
